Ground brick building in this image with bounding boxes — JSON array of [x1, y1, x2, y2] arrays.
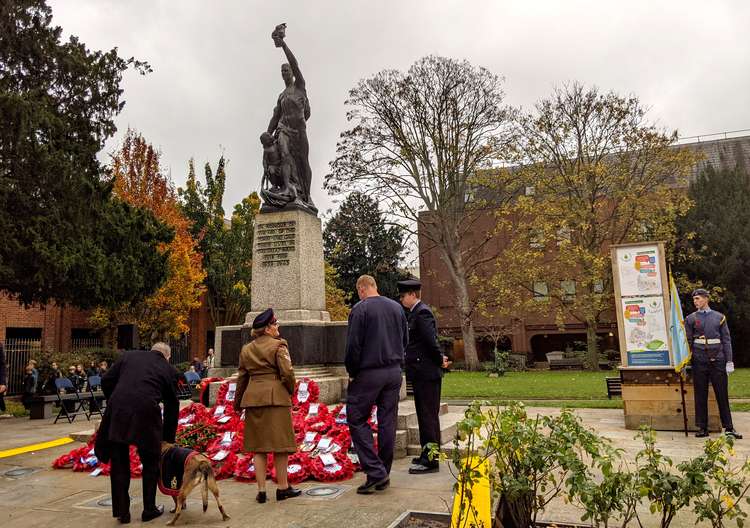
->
[[418, 132, 750, 364], [0, 291, 216, 393]]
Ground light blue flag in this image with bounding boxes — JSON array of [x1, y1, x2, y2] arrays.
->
[[669, 272, 691, 373]]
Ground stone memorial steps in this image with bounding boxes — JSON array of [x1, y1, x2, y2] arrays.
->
[[405, 411, 465, 457]]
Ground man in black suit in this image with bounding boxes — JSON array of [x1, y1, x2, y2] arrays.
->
[[96, 343, 179, 524], [398, 279, 445, 474]]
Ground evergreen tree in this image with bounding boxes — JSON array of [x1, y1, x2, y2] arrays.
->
[[674, 161, 750, 365], [0, 0, 162, 308], [178, 160, 258, 327], [323, 192, 407, 304]]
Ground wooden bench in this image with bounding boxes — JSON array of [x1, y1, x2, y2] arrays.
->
[[605, 377, 622, 399], [548, 358, 584, 370], [28, 391, 105, 420]]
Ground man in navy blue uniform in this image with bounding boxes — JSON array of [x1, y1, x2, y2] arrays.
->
[[398, 279, 445, 474], [345, 275, 408, 494], [685, 288, 742, 439]]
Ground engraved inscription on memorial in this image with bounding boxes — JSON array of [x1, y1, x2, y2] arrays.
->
[[256, 221, 297, 267]]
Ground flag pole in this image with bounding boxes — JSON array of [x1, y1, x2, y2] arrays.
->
[[679, 371, 689, 437]]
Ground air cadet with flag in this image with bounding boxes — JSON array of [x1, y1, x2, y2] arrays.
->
[[685, 288, 742, 439]]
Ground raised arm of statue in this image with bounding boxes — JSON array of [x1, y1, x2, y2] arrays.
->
[[281, 41, 305, 91]]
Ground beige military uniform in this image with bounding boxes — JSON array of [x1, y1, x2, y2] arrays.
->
[[234, 334, 296, 453]]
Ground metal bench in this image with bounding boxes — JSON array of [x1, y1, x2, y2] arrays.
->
[[606, 377, 622, 399]]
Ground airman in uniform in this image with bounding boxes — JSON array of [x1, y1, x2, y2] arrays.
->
[[685, 288, 742, 439]]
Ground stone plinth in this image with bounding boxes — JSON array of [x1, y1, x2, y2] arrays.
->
[[248, 208, 329, 322], [214, 208, 347, 367]]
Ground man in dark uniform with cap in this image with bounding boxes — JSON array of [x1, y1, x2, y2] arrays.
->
[[685, 288, 742, 439], [398, 279, 446, 474], [345, 274, 408, 494]]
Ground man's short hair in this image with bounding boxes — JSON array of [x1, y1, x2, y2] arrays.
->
[[151, 342, 171, 357], [356, 274, 377, 290]]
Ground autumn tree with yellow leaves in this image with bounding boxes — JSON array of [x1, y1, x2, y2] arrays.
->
[[482, 83, 697, 369], [92, 129, 205, 344]]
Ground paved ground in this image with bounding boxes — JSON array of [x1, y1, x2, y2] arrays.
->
[[1, 407, 750, 527]]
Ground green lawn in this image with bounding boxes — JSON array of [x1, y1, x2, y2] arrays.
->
[[441, 368, 750, 401]]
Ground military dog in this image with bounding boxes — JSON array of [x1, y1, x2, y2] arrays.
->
[[159, 442, 230, 526]]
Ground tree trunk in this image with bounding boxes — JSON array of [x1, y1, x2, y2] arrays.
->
[[450, 257, 480, 371], [586, 317, 599, 371], [436, 228, 481, 371]]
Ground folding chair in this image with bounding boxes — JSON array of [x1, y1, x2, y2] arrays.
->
[[184, 371, 201, 388], [86, 375, 106, 418], [176, 371, 201, 400], [54, 378, 89, 424]]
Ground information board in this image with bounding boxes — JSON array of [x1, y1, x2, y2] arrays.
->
[[611, 241, 672, 367], [615, 245, 663, 297], [621, 297, 670, 366]]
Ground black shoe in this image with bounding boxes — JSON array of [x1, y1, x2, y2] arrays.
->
[[411, 457, 423, 465], [118, 513, 130, 524], [725, 429, 743, 440], [357, 476, 389, 494], [256, 491, 267, 503], [141, 505, 164, 523], [695, 429, 709, 438], [276, 487, 302, 501], [375, 478, 390, 491], [409, 463, 439, 474]]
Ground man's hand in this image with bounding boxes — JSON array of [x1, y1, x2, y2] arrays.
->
[[727, 361, 735, 374], [0, 384, 6, 395], [441, 355, 452, 369]]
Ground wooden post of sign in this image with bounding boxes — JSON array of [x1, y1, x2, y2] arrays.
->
[[611, 241, 721, 431]]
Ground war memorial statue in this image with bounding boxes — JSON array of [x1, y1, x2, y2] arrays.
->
[[260, 23, 317, 214]]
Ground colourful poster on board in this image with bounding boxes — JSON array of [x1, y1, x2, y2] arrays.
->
[[616, 245, 663, 297], [622, 297, 670, 366]]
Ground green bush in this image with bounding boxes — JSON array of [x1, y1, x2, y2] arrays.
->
[[3, 399, 29, 418], [442, 402, 750, 528]]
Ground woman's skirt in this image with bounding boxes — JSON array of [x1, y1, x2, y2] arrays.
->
[[243, 406, 296, 453]]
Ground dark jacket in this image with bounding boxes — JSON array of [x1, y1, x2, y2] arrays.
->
[[0, 342, 6, 387], [345, 295, 408, 377], [97, 350, 179, 460], [685, 309, 733, 362], [405, 302, 443, 382]]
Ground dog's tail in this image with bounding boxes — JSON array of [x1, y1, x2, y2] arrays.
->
[[200, 462, 210, 512]]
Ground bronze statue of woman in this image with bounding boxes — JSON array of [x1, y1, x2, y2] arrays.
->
[[262, 24, 316, 213]]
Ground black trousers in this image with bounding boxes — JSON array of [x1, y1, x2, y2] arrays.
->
[[0, 393, 5, 412], [693, 359, 733, 430], [347, 366, 402, 482], [110, 442, 159, 517], [412, 377, 442, 465]]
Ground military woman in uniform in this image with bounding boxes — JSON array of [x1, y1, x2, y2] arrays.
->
[[234, 309, 302, 503]]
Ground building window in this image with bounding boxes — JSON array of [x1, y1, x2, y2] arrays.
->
[[532, 281, 549, 299], [529, 230, 544, 249], [525, 186, 535, 196], [561, 280, 576, 301], [593, 280, 604, 293], [71, 328, 102, 351], [5, 327, 42, 340], [556, 226, 572, 246]]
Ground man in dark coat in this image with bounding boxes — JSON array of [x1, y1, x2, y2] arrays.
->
[[97, 343, 179, 524], [345, 275, 408, 495], [398, 279, 445, 474]]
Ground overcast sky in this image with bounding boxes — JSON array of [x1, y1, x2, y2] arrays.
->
[[49, 0, 750, 228]]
